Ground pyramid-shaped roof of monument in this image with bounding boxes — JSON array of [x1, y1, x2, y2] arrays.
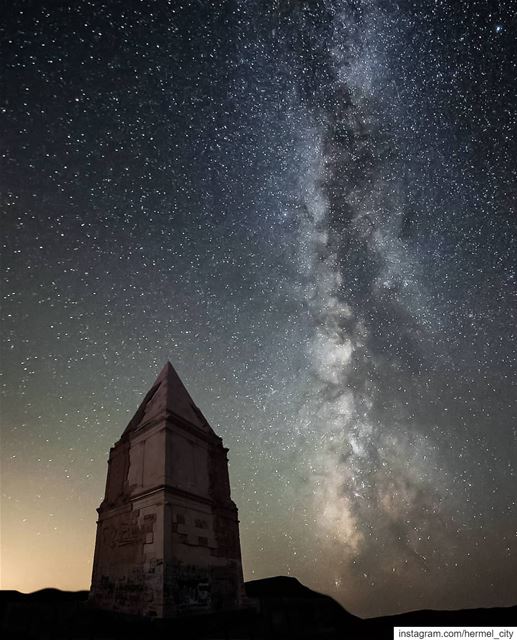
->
[[122, 361, 215, 436]]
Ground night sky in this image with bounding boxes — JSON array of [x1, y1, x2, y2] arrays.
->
[[2, 0, 517, 617]]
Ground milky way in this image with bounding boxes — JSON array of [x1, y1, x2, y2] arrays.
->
[[2, 0, 516, 616]]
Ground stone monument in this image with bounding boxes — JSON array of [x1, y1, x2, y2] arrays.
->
[[90, 362, 245, 617]]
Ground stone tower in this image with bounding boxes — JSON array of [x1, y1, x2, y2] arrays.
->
[[90, 362, 244, 617]]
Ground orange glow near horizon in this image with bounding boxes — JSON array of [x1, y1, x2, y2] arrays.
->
[[1, 455, 100, 593]]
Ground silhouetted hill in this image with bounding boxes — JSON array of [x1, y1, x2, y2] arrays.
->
[[1, 578, 515, 639], [0, 588, 89, 602], [368, 604, 517, 628], [247, 575, 331, 599], [245, 575, 361, 636]]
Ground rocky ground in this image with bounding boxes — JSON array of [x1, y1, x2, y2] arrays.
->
[[1, 576, 515, 639]]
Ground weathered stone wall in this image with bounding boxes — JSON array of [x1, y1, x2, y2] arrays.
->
[[167, 428, 210, 498], [90, 492, 166, 616], [162, 493, 243, 616]]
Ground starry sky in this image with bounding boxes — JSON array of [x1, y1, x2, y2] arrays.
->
[[1, 0, 516, 618]]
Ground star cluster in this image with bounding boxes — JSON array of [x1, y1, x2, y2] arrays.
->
[[2, 0, 516, 617]]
